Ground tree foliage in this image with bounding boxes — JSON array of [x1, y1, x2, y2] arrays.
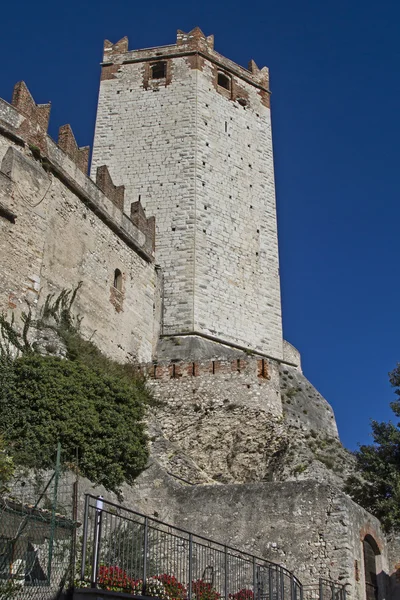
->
[[0, 285, 151, 493], [0, 435, 14, 492], [345, 363, 400, 532]]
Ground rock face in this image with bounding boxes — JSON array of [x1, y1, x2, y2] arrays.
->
[[145, 339, 355, 489], [146, 349, 287, 485], [276, 364, 357, 487]]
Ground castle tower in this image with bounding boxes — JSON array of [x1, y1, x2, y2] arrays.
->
[[91, 28, 283, 359]]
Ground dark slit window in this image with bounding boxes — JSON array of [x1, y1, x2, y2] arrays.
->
[[113, 269, 122, 291], [151, 62, 166, 79], [217, 72, 231, 90]]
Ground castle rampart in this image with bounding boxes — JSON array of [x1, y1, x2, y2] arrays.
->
[[0, 82, 160, 362]]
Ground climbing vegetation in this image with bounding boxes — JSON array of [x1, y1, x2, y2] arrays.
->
[[0, 285, 151, 493]]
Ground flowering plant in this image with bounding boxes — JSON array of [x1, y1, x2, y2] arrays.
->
[[192, 578, 221, 600], [155, 573, 187, 599], [133, 576, 170, 599], [229, 589, 255, 600], [97, 565, 136, 593]]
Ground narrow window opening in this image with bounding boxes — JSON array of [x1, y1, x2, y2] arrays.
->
[[153, 364, 157, 378], [113, 269, 122, 292], [192, 362, 196, 376], [151, 61, 167, 79], [172, 364, 176, 379], [138, 194, 141, 202], [212, 361, 215, 374], [237, 359, 241, 372], [225, 121, 228, 133], [261, 359, 265, 378], [218, 72, 231, 91]]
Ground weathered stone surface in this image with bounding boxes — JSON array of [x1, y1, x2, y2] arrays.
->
[[146, 354, 286, 484], [276, 365, 356, 487], [91, 34, 282, 360], [66, 465, 390, 600], [0, 141, 160, 363]]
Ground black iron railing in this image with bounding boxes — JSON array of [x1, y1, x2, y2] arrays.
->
[[79, 494, 303, 600], [303, 579, 346, 600]]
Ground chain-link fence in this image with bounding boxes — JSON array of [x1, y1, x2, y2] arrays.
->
[[0, 445, 78, 600]]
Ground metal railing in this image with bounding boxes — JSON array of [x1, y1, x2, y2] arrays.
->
[[79, 494, 303, 600], [303, 579, 346, 600]]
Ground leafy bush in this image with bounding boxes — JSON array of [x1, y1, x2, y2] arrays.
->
[[1, 353, 149, 491], [0, 435, 14, 491], [0, 285, 151, 493]]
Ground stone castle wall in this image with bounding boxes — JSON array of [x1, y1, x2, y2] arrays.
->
[[0, 83, 160, 362], [90, 28, 283, 359], [73, 463, 390, 600], [144, 355, 285, 484], [1, 31, 391, 600]]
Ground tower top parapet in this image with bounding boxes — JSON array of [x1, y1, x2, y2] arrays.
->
[[101, 27, 269, 91]]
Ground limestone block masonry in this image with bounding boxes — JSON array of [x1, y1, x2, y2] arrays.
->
[[91, 28, 283, 360], [0, 82, 160, 362]]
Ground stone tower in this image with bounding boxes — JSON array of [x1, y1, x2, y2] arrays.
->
[[91, 27, 283, 360]]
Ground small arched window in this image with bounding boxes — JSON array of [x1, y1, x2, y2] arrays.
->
[[113, 269, 122, 292], [217, 72, 231, 91], [151, 62, 167, 79]]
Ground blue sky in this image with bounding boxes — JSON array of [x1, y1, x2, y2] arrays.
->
[[1, 0, 399, 450]]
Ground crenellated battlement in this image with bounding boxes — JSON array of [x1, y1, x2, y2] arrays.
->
[[139, 357, 271, 380], [58, 124, 90, 175], [101, 27, 270, 92], [0, 81, 155, 261]]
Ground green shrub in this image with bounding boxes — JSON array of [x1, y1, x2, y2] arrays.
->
[[1, 353, 149, 491], [0, 285, 151, 493]]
